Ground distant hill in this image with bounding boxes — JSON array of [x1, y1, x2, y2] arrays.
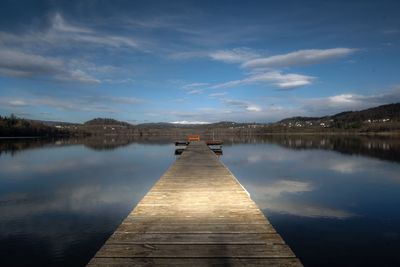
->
[[135, 122, 175, 129], [84, 118, 132, 127], [279, 103, 400, 123], [332, 103, 400, 122], [275, 103, 400, 132], [279, 116, 322, 124]]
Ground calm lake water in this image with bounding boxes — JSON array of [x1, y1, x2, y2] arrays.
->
[[1, 135, 400, 266]]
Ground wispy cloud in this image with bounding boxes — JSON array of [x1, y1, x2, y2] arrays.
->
[[103, 78, 135, 84], [303, 88, 400, 114], [84, 95, 143, 105], [0, 49, 100, 83], [209, 92, 228, 98], [0, 49, 102, 83], [168, 51, 208, 60], [8, 100, 28, 107], [169, 48, 259, 64], [0, 13, 139, 49], [242, 48, 357, 68], [59, 69, 100, 83], [213, 71, 314, 89], [224, 99, 262, 112], [187, 89, 203, 95], [179, 47, 354, 90], [0, 49, 63, 77], [0, 95, 143, 116], [182, 82, 208, 95], [183, 82, 209, 88], [209, 48, 259, 63]]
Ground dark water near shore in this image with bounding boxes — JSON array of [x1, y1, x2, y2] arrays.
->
[[1, 135, 400, 266]]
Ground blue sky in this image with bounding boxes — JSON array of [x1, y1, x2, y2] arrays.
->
[[0, 0, 399, 123]]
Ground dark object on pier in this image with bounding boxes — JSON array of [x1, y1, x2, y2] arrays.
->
[[174, 149, 185, 155], [206, 140, 223, 145], [175, 141, 189, 146], [211, 148, 223, 155]]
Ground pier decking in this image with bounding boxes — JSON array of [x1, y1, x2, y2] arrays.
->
[[87, 141, 302, 266]]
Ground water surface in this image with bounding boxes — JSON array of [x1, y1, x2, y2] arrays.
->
[[0, 138, 174, 266], [0, 135, 399, 266]]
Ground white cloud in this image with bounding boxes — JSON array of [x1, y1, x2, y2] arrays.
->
[[58, 69, 101, 84], [47, 13, 138, 48], [172, 47, 355, 91], [0, 49, 102, 83], [242, 48, 357, 68], [187, 89, 203, 95], [103, 78, 135, 84], [209, 48, 259, 63], [181, 82, 208, 95], [114, 97, 142, 105], [9, 100, 28, 106], [328, 94, 357, 104], [0, 49, 64, 77], [0, 95, 143, 115], [183, 82, 209, 88], [170, 48, 259, 64], [168, 51, 209, 60], [52, 13, 92, 34], [209, 92, 228, 98], [254, 72, 314, 89], [224, 99, 262, 112], [213, 71, 314, 89], [246, 105, 261, 112], [0, 13, 138, 49]]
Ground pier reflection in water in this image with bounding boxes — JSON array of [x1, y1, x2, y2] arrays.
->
[[0, 134, 400, 266]]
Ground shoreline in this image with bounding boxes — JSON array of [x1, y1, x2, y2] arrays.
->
[[1, 130, 400, 140]]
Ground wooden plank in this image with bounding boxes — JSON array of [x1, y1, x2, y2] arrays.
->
[[87, 141, 302, 266], [116, 223, 276, 233], [94, 244, 295, 258], [107, 233, 286, 244], [123, 217, 268, 224], [88, 257, 303, 267]]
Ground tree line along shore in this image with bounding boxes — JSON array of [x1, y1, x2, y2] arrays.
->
[[1, 103, 400, 138]]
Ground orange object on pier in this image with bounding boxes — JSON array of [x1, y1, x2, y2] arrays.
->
[[187, 135, 200, 141]]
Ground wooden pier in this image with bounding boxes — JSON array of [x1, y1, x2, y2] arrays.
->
[[88, 141, 302, 266]]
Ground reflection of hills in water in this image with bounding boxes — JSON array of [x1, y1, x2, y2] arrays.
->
[[82, 136, 170, 150], [222, 135, 400, 164], [1, 134, 400, 163], [0, 136, 176, 156], [0, 138, 57, 156]]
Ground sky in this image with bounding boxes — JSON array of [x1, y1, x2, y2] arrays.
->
[[0, 0, 400, 124]]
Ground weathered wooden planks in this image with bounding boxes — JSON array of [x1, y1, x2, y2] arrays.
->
[[87, 141, 302, 266]]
